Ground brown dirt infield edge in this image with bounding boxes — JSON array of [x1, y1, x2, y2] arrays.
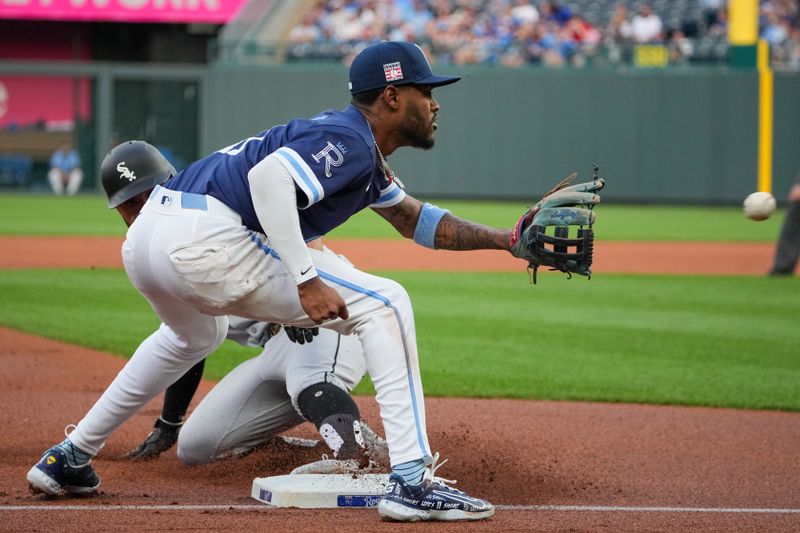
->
[[0, 235, 792, 275], [1, 236, 799, 532]]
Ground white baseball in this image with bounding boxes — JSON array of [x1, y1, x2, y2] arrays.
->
[[743, 191, 776, 221]]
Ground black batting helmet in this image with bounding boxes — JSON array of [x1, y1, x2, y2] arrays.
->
[[101, 140, 176, 208]]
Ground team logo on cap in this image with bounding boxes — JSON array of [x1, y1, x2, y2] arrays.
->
[[383, 62, 403, 82]]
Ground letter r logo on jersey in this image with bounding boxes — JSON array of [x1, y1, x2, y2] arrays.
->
[[311, 141, 345, 178]]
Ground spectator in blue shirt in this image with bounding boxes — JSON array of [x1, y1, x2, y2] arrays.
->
[[48, 141, 83, 196]]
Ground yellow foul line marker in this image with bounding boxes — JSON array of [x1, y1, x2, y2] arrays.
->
[[757, 39, 773, 194]]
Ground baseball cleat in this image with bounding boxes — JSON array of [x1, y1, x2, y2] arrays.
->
[[27, 445, 100, 496], [377, 453, 494, 522]]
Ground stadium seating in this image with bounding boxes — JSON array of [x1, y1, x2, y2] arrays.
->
[[217, 0, 798, 68], [277, 0, 728, 66], [0, 155, 33, 189]]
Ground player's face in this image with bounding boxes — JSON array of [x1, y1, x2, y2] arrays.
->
[[116, 191, 149, 227], [398, 85, 439, 150]]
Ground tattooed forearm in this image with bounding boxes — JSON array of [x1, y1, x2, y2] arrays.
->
[[373, 197, 511, 250], [372, 199, 422, 239], [435, 213, 510, 251]]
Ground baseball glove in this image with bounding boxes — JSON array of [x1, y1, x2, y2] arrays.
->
[[510, 167, 605, 283], [123, 417, 181, 461]]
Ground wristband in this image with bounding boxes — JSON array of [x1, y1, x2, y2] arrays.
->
[[413, 203, 449, 249]]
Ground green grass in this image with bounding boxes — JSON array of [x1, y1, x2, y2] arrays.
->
[[1, 268, 798, 411], [0, 268, 258, 380], [0, 194, 122, 235], [330, 202, 785, 243], [0, 193, 784, 242], [1, 192, 794, 411]]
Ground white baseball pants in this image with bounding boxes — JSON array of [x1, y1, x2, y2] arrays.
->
[[177, 330, 365, 465], [68, 187, 431, 467], [48, 168, 83, 195]]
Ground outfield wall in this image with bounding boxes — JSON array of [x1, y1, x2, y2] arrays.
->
[[204, 65, 800, 204], [2, 61, 798, 203]]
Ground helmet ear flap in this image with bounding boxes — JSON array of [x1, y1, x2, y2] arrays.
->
[[101, 140, 175, 208]]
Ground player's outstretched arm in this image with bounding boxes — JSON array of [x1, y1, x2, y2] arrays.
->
[[373, 195, 510, 251]]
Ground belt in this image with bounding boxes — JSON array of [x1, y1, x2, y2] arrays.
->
[[150, 185, 207, 210], [148, 185, 241, 222]]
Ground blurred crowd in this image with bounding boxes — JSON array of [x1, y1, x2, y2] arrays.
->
[[761, 0, 800, 66], [285, 0, 800, 68]]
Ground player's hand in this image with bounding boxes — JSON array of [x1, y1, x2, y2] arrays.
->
[[284, 325, 320, 344], [297, 276, 349, 324], [122, 418, 180, 461]]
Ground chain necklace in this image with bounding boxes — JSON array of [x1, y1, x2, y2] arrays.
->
[[356, 101, 406, 190], [375, 142, 405, 189]]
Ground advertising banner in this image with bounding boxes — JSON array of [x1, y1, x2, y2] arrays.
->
[[0, 0, 245, 24], [0, 76, 91, 129]]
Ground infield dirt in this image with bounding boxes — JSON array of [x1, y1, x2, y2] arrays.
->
[[0, 235, 789, 275]]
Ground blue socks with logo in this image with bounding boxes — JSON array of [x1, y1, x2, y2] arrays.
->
[[58, 438, 92, 466], [393, 458, 426, 486]]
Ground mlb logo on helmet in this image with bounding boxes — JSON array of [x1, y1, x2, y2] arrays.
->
[[348, 41, 460, 94]]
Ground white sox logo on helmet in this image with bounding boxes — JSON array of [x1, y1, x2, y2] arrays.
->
[[117, 162, 137, 182]]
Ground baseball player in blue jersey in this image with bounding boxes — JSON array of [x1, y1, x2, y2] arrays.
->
[[27, 41, 601, 522]]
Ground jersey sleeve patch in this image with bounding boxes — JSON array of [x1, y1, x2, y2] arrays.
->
[[273, 147, 325, 208], [370, 181, 406, 208]]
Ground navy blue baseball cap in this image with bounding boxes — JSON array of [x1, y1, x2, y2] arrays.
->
[[348, 41, 460, 94]]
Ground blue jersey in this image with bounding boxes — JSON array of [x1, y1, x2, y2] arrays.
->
[[165, 105, 405, 240]]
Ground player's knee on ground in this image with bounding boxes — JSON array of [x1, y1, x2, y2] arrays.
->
[[296, 383, 365, 460], [175, 424, 220, 466], [175, 439, 211, 466]]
